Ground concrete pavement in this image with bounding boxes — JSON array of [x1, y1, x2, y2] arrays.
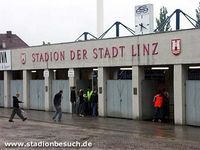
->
[[0, 108, 200, 149]]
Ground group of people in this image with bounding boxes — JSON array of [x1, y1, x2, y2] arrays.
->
[[8, 86, 169, 123], [8, 87, 98, 122], [52, 87, 98, 122], [70, 87, 98, 117], [152, 88, 169, 123], [8, 90, 64, 123]]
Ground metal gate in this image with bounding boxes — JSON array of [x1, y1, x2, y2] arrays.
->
[[30, 80, 45, 110], [107, 80, 132, 119], [186, 80, 200, 126], [52, 80, 69, 113], [141, 80, 160, 120], [10, 80, 23, 107], [0, 80, 4, 107]]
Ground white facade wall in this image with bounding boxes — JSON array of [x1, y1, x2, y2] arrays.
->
[[3, 28, 200, 125], [12, 29, 200, 70]]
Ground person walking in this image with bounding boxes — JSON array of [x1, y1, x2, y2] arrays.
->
[[70, 87, 76, 114], [52, 90, 63, 121], [9, 93, 27, 122], [152, 90, 164, 122]]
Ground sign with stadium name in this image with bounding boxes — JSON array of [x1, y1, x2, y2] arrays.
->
[[0, 50, 11, 70], [21, 42, 159, 64], [16, 37, 184, 69]]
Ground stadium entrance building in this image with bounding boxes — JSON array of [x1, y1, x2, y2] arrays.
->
[[1, 28, 200, 126]]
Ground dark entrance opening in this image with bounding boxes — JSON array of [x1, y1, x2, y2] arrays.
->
[[142, 66, 174, 123]]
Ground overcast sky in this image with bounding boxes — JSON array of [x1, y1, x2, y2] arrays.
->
[[0, 0, 199, 46]]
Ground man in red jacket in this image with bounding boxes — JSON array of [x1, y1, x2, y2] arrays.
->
[[152, 90, 164, 122]]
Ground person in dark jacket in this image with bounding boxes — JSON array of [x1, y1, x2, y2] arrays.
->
[[9, 93, 27, 122], [78, 89, 85, 117], [52, 90, 63, 121], [91, 90, 98, 117], [70, 87, 76, 114], [162, 88, 170, 122]]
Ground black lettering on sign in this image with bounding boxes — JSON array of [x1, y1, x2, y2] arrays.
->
[[0, 52, 7, 63]]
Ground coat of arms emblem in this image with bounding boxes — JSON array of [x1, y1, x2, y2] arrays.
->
[[171, 39, 181, 56], [21, 53, 26, 64]]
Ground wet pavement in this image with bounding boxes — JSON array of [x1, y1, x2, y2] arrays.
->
[[0, 108, 200, 149]]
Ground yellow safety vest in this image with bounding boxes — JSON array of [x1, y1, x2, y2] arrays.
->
[[87, 90, 93, 102]]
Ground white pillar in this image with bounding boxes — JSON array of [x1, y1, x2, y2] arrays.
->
[[98, 67, 108, 116], [68, 69, 79, 113], [44, 69, 53, 111], [4, 71, 12, 108], [23, 70, 31, 109], [97, 0, 104, 37], [174, 65, 187, 125], [132, 66, 144, 120]]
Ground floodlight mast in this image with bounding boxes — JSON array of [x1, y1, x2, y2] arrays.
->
[[97, 0, 104, 37]]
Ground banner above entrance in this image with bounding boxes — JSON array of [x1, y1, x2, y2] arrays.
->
[[0, 50, 11, 70], [11, 29, 200, 70]]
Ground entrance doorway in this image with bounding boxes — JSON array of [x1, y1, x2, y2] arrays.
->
[[52, 69, 69, 113], [106, 67, 132, 119], [142, 66, 174, 122], [30, 70, 45, 110], [75, 68, 98, 116], [186, 66, 200, 126]]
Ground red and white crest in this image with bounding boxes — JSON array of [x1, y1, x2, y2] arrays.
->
[[171, 39, 181, 56], [21, 53, 26, 64]]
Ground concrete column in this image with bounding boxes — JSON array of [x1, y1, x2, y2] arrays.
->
[[174, 65, 187, 125], [44, 69, 53, 111], [23, 70, 31, 109], [98, 67, 109, 116], [68, 69, 79, 113], [132, 66, 144, 120], [4, 71, 12, 108]]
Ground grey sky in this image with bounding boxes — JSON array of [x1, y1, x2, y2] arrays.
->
[[0, 0, 199, 46]]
